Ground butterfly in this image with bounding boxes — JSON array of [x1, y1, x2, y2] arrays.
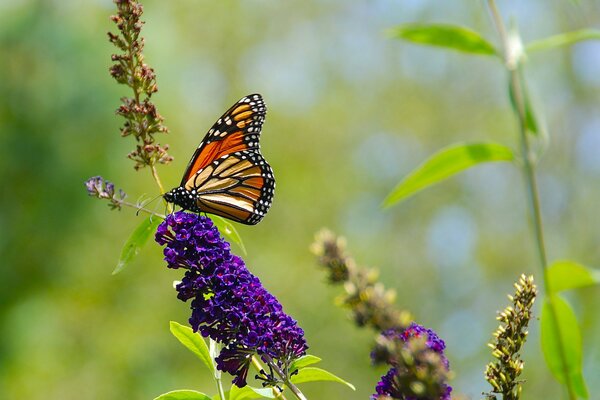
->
[[163, 94, 275, 225]]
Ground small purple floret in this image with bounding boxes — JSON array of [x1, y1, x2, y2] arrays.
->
[[155, 211, 308, 387]]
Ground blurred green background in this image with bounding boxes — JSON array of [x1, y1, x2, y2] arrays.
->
[[2, 0, 600, 398]]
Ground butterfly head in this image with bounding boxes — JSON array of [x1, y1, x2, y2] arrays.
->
[[164, 186, 199, 212]]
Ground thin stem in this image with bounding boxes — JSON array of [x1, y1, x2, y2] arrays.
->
[[210, 340, 227, 400], [487, 1, 575, 399], [263, 356, 307, 400], [150, 164, 172, 213], [119, 199, 165, 218], [251, 356, 289, 400]]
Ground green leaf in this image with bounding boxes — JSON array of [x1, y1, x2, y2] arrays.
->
[[169, 321, 214, 373], [383, 142, 514, 207], [212, 216, 246, 255], [388, 23, 498, 56], [508, 75, 539, 135], [154, 390, 212, 400], [541, 295, 589, 398], [229, 386, 275, 400], [289, 355, 322, 373], [113, 215, 162, 275], [526, 29, 600, 53], [290, 367, 355, 391], [547, 260, 600, 294]]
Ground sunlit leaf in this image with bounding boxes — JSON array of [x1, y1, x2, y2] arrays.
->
[[541, 295, 589, 399], [547, 260, 600, 294], [212, 216, 246, 255], [383, 143, 514, 207], [229, 386, 276, 400], [169, 321, 214, 373], [290, 367, 355, 391], [154, 390, 212, 400], [526, 29, 600, 53], [113, 215, 162, 275], [388, 24, 498, 56], [290, 354, 322, 374]]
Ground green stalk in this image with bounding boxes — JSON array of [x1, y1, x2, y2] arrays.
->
[[487, 1, 576, 399], [210, 340, 227, 400]]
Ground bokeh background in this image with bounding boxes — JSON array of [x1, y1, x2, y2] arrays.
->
[[2, 0, 600, 398]]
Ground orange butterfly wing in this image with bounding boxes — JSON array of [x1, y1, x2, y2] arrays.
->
[[180, 94, 266, 185]]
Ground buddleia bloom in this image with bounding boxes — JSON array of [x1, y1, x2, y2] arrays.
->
[[155, 211, 307, 387], [371, 323, 452, 400], [108, 0, 171, 169], [85, 176, 126, 209]]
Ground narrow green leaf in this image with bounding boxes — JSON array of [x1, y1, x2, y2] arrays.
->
[[289, 355, 322, 374], [547, 260, 600, 294], [154, 390, 212, 400], [212, 216, 246, 255], [526, 29, 600, 53], [113, 215, 162, 275], [383, 142, 514, 207], [169, 321, 214, 373], [388, 23, 498, 56], [290, 367, 355, 391], [541, 295, 589, 398], [229, 385, 276, 400], [508, 75, 539, 135]]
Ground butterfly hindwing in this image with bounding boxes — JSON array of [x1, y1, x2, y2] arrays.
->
[[180, 94, 267, 186], [183, 151, 274, 225]]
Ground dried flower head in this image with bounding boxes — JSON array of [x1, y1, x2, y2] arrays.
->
[[311, 229, 412, 332], [484, 274, 537, 400], [372, 323, 452, 400], [85, 176, 127, 210], [155, 212, 308, 387], [108, 0, 171, 170]]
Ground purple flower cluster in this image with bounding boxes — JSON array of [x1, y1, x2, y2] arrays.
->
[[372, 323, 452, 400], [85, 176, 126, 209], [155, 211, 307, 387]]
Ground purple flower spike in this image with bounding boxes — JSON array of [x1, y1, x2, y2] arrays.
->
[[372, 323, 452, 400], [155, 211, 308, 387]]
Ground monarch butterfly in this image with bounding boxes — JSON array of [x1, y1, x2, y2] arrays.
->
[[163, 94, 275, 225]]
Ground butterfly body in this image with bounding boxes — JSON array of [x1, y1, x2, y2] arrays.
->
[[164, 94, 274, 225]]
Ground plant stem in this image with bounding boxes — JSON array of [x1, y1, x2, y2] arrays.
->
[[263, 356, 308, 400], [118, 199, 165, 218], [487, 1, 575, 399], [251, 356, 289, 400], [150, 164, 173, 213], [210, 340, 227, 400]]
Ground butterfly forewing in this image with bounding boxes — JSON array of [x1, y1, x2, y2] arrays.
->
[[180, 94, 267, 186]]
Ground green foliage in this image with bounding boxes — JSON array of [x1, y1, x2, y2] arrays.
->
[[229, 386, 275, 400], [289, 354, 322, 374], [541, 296, 589, 399], [113, 215, 162, 275], [154, 390, 213, 400], [383, 143, 514, 207], [290, 367, 356, 391], [169, 321, 215, 374], [507, 74, 540, 136], [388, 23, 498, 56], [547, 261, 600, 293], [526, 29, 600, 53]]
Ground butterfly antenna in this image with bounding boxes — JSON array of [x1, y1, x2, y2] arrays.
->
[[136, 193, 164, 216]]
